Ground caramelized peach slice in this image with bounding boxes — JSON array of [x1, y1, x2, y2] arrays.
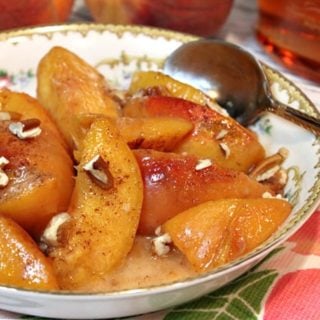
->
[[49, 119, 143, 290], [76, 114, 193, 153], [0, 88, 68, 150], [116, 116, 193, 151], [37, 46, 120, 149], [0, 215, 58, 291], [163, 198, 292, 271], [0, 91, 74, 239], [128, 70, 224, 113], [134, 149, 272, 235], [124, 95, 265, 172]]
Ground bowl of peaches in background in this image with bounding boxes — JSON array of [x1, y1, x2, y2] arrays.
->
[[85, 0, 234, 36], [0, 0, 74, 30]]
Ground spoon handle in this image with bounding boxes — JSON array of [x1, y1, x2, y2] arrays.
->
[[269, 101, 320, 134]]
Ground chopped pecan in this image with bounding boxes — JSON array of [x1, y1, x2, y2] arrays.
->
[[195, 159, 212, 171], [8, 118, 41, 139], [152, 233, 172, 256], [0, 156, 9, 188], [83, 155, 114, 190], [219, 142, 231, 158], [249, 148, 289, 181], [215, 129, 229, 140], [41, 212, 71, 248]]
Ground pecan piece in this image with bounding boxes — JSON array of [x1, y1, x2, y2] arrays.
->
[[249, 148, 289, 181], [0, 156, 9, 189], [8, 118, 41, 139], [152, 233, 172, 256], [195, 158, 212, 171], [83, 155, 114, 190]]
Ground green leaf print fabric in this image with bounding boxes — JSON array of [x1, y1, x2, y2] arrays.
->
[[164, 270, 278, 320]]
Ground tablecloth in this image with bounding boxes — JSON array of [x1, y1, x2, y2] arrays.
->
[[1, 0, 320, 319]]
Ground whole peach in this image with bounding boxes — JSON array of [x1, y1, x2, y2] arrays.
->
[[0, 0, 74, 30], [86, 0, 234, 36]]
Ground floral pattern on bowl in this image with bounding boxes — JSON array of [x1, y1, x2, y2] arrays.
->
[[0, 69, 35, 91]]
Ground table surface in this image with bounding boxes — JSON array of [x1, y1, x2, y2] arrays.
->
[[1, 1, 320, 319]]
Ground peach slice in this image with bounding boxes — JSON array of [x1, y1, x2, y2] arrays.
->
[[163, 198, 292, 271], [0, 90, 74, 239], [49, 119, 143, 290], [37, 46, 121, 149], [0, 88, 68, 150], [116, 116, 193, 151], [134, 149, 272, 235], [75, 114, 193, 155], [128, 70, 223, 112], [124, 95, 265, 172], [0, 215, 58, 290]]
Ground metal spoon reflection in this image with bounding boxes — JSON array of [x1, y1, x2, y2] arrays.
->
[[164, 39, 320, 133]]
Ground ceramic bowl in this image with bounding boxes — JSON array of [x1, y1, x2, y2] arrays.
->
[[0, 24, 319, 319]]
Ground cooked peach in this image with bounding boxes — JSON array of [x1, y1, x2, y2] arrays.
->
[[134, 149, 272, 235], [116, 116, 193, 151], [128, 70, 223, 112], [37, 46, 121, 149], [0, 215, 58, 290], [75, 114, 193, 154], [0, 91, 74, 239], [124, 95, 265, 172], [0, 88, 68, 150], [49, 119, 143, 290], [163, 198, 292, 271]]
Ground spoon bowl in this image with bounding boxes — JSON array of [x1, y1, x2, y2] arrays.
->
[[164, 39, 320, 132]]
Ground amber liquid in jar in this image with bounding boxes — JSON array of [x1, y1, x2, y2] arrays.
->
[[257, 0, 320, 82]]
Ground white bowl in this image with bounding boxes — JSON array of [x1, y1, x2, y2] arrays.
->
[[0, 24, 319, 319]]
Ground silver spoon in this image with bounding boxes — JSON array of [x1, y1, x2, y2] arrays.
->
[[164, 39, 320, 133]]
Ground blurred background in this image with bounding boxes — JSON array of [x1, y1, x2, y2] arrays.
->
[[0, 0, 319, 106], [74, 0, 320, 86], [72, 0, 320, 104]]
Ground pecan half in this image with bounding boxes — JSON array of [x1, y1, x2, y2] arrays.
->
[[249, 148, 289, 181], [41, 212, 71, 248], [0, 156, 9, 188], [8, 118, 41, 139], [83, 155, 114, 190]]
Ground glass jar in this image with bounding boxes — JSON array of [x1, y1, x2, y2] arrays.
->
[[257, 0, 320, 82]]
